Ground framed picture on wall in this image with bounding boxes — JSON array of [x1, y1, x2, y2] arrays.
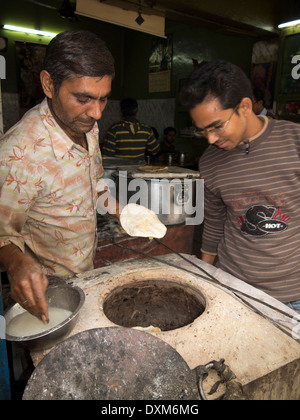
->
[[149, 35, 173, 73], [148, 35, 173, 93], [15, 41, 47, 116]]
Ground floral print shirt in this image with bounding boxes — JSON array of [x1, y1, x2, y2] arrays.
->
[[0, 98, 104, 278]]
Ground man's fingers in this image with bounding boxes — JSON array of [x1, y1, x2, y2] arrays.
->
[[10, 272, 49, 323], [30, 273, 49, 322]]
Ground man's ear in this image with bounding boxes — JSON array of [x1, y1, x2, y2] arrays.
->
[[40, 70, 55, 99], [239, 97, 253, 117]]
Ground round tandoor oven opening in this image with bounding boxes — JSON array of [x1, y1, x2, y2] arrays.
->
[[103, 280, 206, 331]]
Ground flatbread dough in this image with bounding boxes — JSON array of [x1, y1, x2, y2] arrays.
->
[[120, 204, 167, 238], [138, 165, 168, 172]]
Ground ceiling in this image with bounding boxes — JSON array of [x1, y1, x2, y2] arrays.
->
[[98, 0, 295, 37], [26, 0, 296, 38]]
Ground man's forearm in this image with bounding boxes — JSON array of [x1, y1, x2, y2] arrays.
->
[[201, 252, 216, 265], [0, 243, 24, 273]]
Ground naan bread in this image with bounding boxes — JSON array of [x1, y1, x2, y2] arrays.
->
[[138, 165, 168, 172], [120, 204, 167, 238]]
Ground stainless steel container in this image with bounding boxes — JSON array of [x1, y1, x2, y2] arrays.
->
[[114, 167, 202, 226], [179, 152, 188, 165], [167, 154, 173, 165], [5, 284, 85, 351], [102, 157, 144, 182]]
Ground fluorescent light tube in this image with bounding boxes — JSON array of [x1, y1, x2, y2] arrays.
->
[[3, 24, 57, 37], [278, 19, 300, 29]]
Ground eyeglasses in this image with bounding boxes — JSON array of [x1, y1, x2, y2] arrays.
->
[[192, 104, 239, 138]]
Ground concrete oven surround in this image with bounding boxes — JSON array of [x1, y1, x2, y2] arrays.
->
[[30, 254, 300, 400]]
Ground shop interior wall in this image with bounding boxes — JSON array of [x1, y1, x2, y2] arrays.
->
[[0, 0, 124, 131], [166, 20, 255, 159], [1, 0, 256, 159], [122, 21, 255, 157]]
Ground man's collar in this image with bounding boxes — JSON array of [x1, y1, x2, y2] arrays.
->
[[39, 98, 99, 159], [260, 107, 268, 116]]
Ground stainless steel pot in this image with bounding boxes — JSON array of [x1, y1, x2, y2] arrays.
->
[[102, 157, 144, 182], [114, 170, 200, 226]]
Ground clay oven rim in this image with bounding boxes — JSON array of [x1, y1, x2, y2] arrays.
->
[[98, 268, 209, 305], [99, 268, 208, 332]]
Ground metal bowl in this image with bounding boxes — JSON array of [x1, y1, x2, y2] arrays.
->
[[5, 284, 85, 351]]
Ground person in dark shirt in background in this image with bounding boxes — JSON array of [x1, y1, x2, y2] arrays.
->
[[102, 98, 160, 161], [157, 126, 177, 163], [252, 88, 277, 119]]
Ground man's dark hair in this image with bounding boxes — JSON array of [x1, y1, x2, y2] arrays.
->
[[163, 126, 176, 135], [43, 30, 115, 93], [253, 88, 265, 105], [120, 98, 138, 117], [179, 60, 254, 111]]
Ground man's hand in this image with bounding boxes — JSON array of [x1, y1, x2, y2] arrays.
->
[[0, 245, 49, 322], [96, 181, 124, 219]]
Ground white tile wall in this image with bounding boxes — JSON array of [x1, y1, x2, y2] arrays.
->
[[98, 98, 176, 142], [1, 95, 176, 142]]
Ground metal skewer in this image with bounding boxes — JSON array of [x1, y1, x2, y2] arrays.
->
[[112, 237, 300, 343]]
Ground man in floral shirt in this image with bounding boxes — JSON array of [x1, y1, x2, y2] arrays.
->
[[0, 30, 119, 322]]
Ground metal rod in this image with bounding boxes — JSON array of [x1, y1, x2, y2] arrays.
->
[[112, 239, 300, 344], [153, 238, 299, 321]]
